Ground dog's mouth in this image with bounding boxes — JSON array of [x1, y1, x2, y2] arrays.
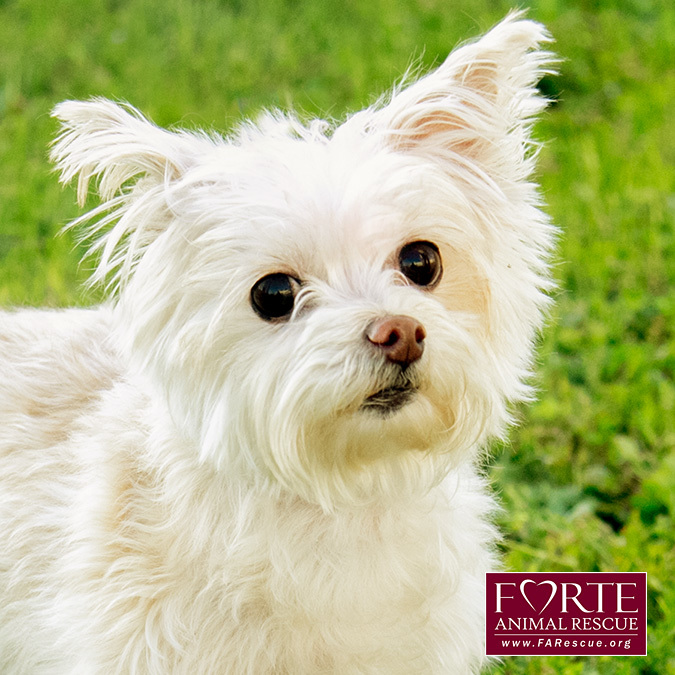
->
[[361, 377, 418, 415]]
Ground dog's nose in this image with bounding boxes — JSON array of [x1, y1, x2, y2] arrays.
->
[[366, 315, 426, 367]]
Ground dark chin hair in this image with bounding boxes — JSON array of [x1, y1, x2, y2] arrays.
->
[[361, 373, 418, 416]]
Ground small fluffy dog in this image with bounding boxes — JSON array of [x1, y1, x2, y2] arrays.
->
[[0, 14, 555, 674]]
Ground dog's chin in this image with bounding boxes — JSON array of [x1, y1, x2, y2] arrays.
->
[[360, 378, 418, 417]]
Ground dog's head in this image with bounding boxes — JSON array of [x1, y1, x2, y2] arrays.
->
[[52, 14, 556, 508]]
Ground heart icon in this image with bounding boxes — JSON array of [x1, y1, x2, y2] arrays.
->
[[520, 579, 557, 614]]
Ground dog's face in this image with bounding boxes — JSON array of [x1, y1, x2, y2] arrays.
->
[[52, 15, 555, 507]]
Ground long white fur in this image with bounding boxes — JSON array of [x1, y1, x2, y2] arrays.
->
[[0, 13, 555, 674]]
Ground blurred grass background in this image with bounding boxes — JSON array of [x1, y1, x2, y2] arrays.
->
[[0, 0, 673, 672]]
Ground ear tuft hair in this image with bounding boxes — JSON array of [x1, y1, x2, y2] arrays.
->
[[51, 98, 211, 206], [372, 12, 557, 174], [50, 99, 218, 290]]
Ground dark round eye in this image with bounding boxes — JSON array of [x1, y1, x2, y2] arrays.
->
[[398, 241, 443, 288], [250, 273, 298, 321]]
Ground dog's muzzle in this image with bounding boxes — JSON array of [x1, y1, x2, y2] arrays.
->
[[361, 315, 425, 415], [365, 315, 425, 368]]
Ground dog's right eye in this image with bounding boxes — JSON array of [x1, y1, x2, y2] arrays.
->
[[250, 273, 298, 321]]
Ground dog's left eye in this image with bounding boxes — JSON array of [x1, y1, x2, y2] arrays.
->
[[398, 241, 443, 288], [250, 273, 299, 321]]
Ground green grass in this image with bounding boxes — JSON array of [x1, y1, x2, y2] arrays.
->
[[1, 0, 674, 672]]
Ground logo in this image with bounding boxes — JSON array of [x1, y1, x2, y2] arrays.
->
[[485, 572, 647, 656]]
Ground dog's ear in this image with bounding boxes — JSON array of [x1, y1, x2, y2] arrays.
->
[[371, 13, 555, 177], [51, 99, 210, 206], [51, 99, 218, 289]]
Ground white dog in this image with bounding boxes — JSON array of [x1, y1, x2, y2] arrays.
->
[[0, 14, 555, 674]]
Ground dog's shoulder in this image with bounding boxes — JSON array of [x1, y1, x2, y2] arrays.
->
[[0, 305, 122, 426]]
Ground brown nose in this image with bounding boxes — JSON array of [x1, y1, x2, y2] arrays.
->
[[366, 315, 426, 367]]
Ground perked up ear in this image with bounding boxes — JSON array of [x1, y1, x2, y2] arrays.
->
[[51, 98, 211, 206], [50, 99, 218, 289], [372, 12, 556, 176]]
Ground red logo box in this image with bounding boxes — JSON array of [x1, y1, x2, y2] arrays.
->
[[485, 572, 647, 656]]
